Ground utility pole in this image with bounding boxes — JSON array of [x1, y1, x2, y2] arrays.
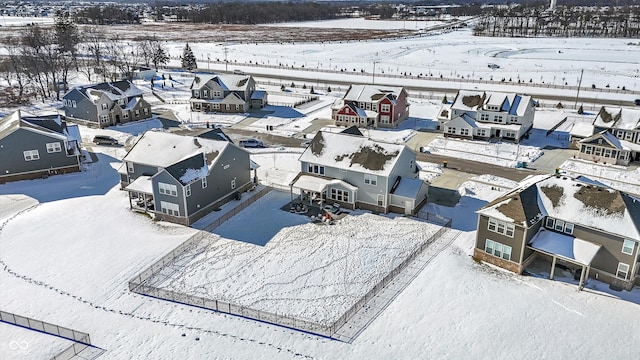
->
[[224, 45, 228, 73], [574, 69, 584, 109], [372, 61, 378, 85]]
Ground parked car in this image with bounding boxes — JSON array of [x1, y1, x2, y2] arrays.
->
[[487, 63, 500, 69], [634, 99, 640, 106], [233, 69, 246, 75], [239, 138, 264, 148], [93, 135, 118, 145]]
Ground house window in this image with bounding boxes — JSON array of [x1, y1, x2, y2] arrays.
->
[[364, 174, 377, 186], [487, 218, 515, 237], [546, 217, 574, 235], [202, 177, 207, 189], [509, 116, 518, 123], [203, 90, 209, 97], [381, 104, 390, 112], [545, 218, 555, 228], [122, 113, 129, 120], [480, 114, 489, 121], [494, 115, 503, 123], [564, 223, 574, 235], [554, 220, 565, 232], [158, 182, 178, 196], [330, 188, 350, 202], [380, 115, 390, 124], [377, 194, 384, 206], [307, 164, 325, 175], [622, 239, 635, 255], [185, 184, 191, 197], [100, 115, 109, 123], [72, 100, 76, 108], [46, 142, 62, 153], [485, 239, 512, 261], [584, 146, 592, 155], [231, 178, 236, 189], [225, 104, 230, 110], [134, 110, 140, 117], [143, 108, 149, 115], [447, 127, 456, 134], [616, 130, 624, 139], [23, 150, 40, 161], [460, 128, 469, 136], [213, 104, 220, 110], [235, 104, 240, 111], [625, 132, 633, 141], [101, 103, 108, 110], [477, 129, 486, 137], [616, 262, 629, 280], [214, 91, 221, 97], [127, 162, 134, 173], [160, 201, 180, 216], [193, 90, 200, 97]]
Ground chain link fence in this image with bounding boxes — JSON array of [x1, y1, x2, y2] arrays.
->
[[129, 190, 452, 339], [0, 310, 100, 360]]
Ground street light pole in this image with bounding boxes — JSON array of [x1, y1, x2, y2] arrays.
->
[[372, 61, 378, 85]]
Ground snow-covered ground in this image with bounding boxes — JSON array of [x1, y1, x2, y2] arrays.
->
[[425, 137, 544, 168]]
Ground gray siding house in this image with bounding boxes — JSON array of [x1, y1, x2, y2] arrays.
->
[[589, 106, 640, 163], [120, 130, 252, 226], [0, 111, 82, 184], [438, 90, 535, 142], [62, 80, 152, 128], [290, 130, 428, 214], [190, 74, 265, 113], [474, 174, 640, 290]]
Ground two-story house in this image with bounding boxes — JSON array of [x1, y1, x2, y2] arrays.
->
[[289, 130, 428, 215], [0, 111, 82, 184], [438, 90, 535, 142], [474, 174, 640, 290], [120, 130, 253, 226], [63, 80, 152, 128], [577, 106, 640, 164], [189, 74, 265, 113], [332, 85, 409, 128]]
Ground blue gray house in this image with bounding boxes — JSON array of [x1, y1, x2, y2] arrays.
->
[[190, 74, 266, 113], [290, 130, 428, 214], [120, 130, 253, 225], [0, 111, 82, 184], [62, 80, 152, 128]]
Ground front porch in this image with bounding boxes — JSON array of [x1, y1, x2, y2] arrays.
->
[[124, 175, 155, 213], [289, 173, 358, 211]]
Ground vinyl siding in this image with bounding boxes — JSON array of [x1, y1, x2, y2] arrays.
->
[[0, 128, 78, 176]]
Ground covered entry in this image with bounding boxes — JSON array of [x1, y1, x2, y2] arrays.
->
[[124, 175, 155, 212], [289, 174, 357, 209], [527, 229, 601, 290]]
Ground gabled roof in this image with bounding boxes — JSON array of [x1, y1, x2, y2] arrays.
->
[[593, 106, 640, 130], [190, 74, 252, 92], [477, 174, 640, 240], [165, 153, 208, 185], [340, 125, 364, 136], [298, 131, 409, 176], [445, 113, 478, 128], [67, 80, 144, 104], [452, 90, 532, 116], [251, 90, 266, 100], [579, 130, 640, 151], [123, 131, 228, 170], [343, 84, 404, 103], [0, 111, 73, 142]]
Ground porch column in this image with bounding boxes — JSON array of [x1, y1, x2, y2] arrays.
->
[[578, 265, 589, 291], [128, 193, 133, 209], [143, 193, 148, 211], [550, 256, 557, 280]]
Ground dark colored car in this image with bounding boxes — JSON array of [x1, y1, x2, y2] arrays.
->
[[93, 135, 118, 145]]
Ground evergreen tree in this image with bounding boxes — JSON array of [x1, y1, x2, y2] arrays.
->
[[577, 105, 584, 115], [181, 43, 197, 71], [442, 95, 448, 104]]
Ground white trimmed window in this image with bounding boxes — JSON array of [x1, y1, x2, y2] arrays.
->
[[214, 91, 221, 97], [485, 239, 512, 261], [364, 174, 377, 186], [134, 110, 140, 117], [160, 201, 180, 216], [308, 164, 325, 175], [616, 262, 629, 280], [46, 142, 62, 153], [480, 113, 489, 121], [460, 128, 469, 136], [158, 182, 178, 196], [72, 100, 76, 108], [231, 178, 236, 189], [100, 115, 109, 123], [122, 112, 129, 120], [447, 127, 456, 134], [381, 104, 390, 112], [202, 177, 207, 189], [487, 218, 515, 237], [213, 103, 220, 110], [23, 150, 40, 161], [330, 188, 350, 202], [203, 90, 209, 97], [101, 103, 108, 110], [143, 108, 149, 115], [193, 90, 200, 97], [546, 217, 574, 235], [622, 239, 635, 255], [127, 162, 134, 173], [235, 104, 240, 111], [494, 115, 503, 123], [380, 115, 390, 124], [477, 129, 486, 137], [185, 184, 191, 197]]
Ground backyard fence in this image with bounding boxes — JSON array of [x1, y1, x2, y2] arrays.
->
[[0, 310, 98, 360], [129, 193, 453, 340]]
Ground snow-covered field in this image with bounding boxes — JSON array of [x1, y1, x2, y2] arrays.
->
[[425, 137, 544, 168], [149, 190, 442, 327]]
